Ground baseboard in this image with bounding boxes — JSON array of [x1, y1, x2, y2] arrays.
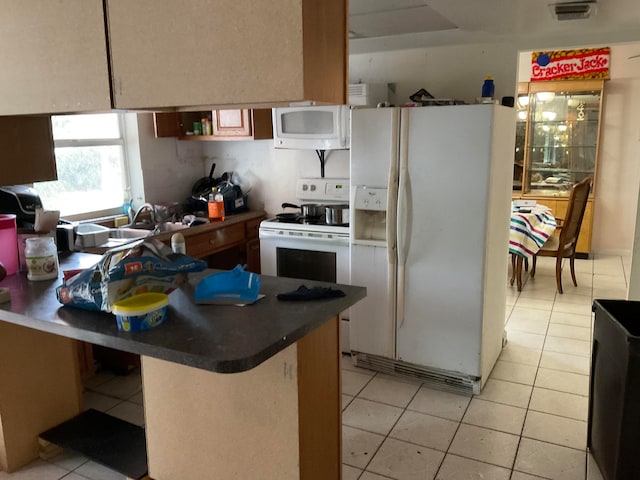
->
[[591, 248, 632, 258]]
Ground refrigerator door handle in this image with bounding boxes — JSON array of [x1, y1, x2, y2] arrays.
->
[[386, 108, 399, 266], [386, 107, 400, 357], [396, 110, 410, 329]]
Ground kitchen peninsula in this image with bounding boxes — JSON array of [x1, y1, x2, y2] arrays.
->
[[0, 253, 365, 479]]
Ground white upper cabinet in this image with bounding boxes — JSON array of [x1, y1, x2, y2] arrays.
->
[[0, 0, 111, 115], [105, 0, 347, 110]]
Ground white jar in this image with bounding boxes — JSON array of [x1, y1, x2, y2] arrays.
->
[[25, 237, 59, 281]]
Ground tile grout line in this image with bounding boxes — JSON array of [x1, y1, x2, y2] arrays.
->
[[508, 291, 554, 479]]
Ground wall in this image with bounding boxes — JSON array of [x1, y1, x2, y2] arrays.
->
[[133, 114, 208, 207], [191, 43, 520, 217], [131, 114, 350, 219], [350, 43, 520, 105], [136, 41, 640, 256], [200, 141, 350, 217], [518, 43, 640, 255]]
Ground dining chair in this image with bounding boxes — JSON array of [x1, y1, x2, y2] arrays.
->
[[530, 177, 591, 294]]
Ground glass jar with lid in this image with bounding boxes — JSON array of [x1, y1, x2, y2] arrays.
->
[[25, 237, 59, 281]]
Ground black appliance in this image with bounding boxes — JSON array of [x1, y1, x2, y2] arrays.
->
[[218, 183, 248, 215], [0, 185, 43, 228], [188, 183, 248, 217]]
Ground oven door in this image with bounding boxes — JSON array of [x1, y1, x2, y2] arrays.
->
[[260, 226, 351, 352], [259, 228, 349, 286]]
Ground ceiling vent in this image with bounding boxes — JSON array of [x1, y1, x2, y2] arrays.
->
[[551, 0, 597, 20]]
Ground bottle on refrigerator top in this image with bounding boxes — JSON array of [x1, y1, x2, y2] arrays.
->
[[482, 75, 495, 99]]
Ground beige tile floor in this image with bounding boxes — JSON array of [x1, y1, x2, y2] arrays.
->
[[0, 254, 629, 479], [342, 254, 629, 480]]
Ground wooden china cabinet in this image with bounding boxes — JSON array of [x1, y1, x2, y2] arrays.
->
[[513, 79, 605, 257]]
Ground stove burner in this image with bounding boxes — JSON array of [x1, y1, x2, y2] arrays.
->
[[273, 215, 348, 227], [300, 216, 324, 225]]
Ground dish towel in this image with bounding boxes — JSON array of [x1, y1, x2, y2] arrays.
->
[[277, 285, 345, 301]]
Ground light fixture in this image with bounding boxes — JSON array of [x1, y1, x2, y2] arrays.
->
[[518, 110, 528, 120], [542, 125, 551, 132], [517, 95, 530, 108], [536, 92, 555, 102], [558, 125, 568, 132], [542, 111, 557, 121]]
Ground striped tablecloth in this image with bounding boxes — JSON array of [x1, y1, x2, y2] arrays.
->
[[509, 205, 557, 259]]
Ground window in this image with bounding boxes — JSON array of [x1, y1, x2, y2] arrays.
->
[[33, 113, 129, 218]]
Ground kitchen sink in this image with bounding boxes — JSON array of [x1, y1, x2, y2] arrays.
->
[[109, 227, 151, 239], [155, 222, 188, 233], [109, 222, 188, 240]]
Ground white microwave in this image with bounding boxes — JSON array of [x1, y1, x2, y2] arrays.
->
[[272, 105, 350, 150]]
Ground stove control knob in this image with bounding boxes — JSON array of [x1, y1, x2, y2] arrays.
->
[[310, 185, 316, 191], [302, 184, 308, 191]]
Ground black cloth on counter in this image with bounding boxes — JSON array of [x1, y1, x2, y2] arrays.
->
[[277, 285, 346, 301]]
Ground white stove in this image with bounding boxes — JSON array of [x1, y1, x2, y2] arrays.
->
[[259, 178, 351, 352], [259, 177, 350, 239]]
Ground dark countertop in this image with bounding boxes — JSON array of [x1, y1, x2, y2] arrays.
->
[[0, 252, 365, 373]]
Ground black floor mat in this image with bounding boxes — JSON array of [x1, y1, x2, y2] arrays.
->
[[39, 408, 148, 479]]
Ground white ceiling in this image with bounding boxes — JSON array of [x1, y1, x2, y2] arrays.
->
[[349, 0, 640, 54]]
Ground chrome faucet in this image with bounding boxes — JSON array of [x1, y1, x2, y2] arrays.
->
[[130, 203, 156, 226]]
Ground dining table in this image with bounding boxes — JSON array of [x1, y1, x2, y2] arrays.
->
[[509, 204, 557, 291]]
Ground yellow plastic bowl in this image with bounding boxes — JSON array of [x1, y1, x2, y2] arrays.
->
[[112, 293, 169, 332]]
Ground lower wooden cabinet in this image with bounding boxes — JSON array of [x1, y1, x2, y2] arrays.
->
[[246, 238, 261, 273], [167, 214, 264, 271], [185, 223, 245, 259]]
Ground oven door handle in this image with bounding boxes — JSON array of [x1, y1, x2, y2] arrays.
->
[[259, 229, 350, 246]]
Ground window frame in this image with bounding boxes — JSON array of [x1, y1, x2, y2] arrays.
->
[[46, 113, 132, 221]]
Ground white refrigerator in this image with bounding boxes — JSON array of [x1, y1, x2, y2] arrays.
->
[[349, 105, 515, 394]]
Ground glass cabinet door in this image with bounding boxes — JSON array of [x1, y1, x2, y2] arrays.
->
[[523, 81, 602, 196], [513, 86, 529, 191]]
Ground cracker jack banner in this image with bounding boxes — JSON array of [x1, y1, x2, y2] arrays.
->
[[531, 47, 610, 81]]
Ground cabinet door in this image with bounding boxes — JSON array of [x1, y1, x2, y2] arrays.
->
[[0, 116, 56, 185], [524, 80, 603, 197], [105, 0, 346, 109], [212, 110, 251, 137], [0, 0, 111, 115], [153, 112, 181, 138], [246, 238, 261, 274]]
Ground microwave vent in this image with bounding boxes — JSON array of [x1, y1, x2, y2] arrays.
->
[[349, 83, 389, 107]]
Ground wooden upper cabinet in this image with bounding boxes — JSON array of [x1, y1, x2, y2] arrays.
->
[[0, 0, 111, 116], [105, 0, 347, 109], [0, 116, 56, 186], [154, 109, 272, 140]]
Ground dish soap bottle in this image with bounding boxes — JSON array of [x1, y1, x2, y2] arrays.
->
[[208, 187, 225, 222], [481, 75, 495, 99]]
